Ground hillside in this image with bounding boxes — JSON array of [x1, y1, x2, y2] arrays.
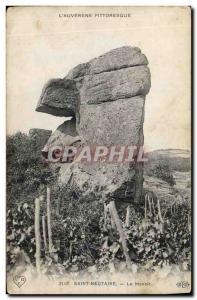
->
[[144, 149, 191, 173]]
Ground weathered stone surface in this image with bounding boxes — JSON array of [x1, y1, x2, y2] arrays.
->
[[36, 46, 150, 117], [78, 96, 145, 146], [36, 46, 151, 203], [67, 46, 148, 79], [66, 62, 90, 79], [36, 78, 79, 117], [88, 46, 148, 75], [41, 118, 81, 157], [80, 66, 150, 105], [59, 162, 136, 202]]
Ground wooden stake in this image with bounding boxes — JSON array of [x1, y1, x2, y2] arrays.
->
[[35, 197, 41, 274], [125, 205, 131, 227], [152, 197, 156, 216], [42, 215, 47, 253], [110, 213, 116, 229], [188, 212, 191, 233], [104, 203, 108, 230], [148, 195, 152, 216], [47, 186, 53, 253], [109, 201, 131, 268], [104, 203, 116, 229], [56, 198, 60, 215], [144, 194, 147, 219], [163, 207, 168, 219], [157, 198, 164, 223]]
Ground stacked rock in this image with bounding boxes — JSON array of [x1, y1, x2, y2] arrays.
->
[[36, 46, 151, 203]]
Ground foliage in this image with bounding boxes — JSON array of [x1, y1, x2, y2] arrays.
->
[[48, 198, 102, 273], [145, 151, 191, 172], [6, 196, 191, 275], [7, 132, 56, 208], [6, 133, 191, 275], [148, 161, 176, 186], [7, 203, 35, 271], [97, 204, 191, 273]]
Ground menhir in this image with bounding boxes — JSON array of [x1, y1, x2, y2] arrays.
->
[[36, 46, 151, 203]]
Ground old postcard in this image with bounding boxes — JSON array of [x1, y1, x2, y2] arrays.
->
[[6, 6, 192, 295]]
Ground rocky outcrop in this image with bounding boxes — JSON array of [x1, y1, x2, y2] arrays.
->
[[67, 46, 148, 78], [79, 96, 145, 146], [79, 66, 150, 105], [36, 79, 79, 117], [41, 118, 80, 158], [36, 46, 151, 203]]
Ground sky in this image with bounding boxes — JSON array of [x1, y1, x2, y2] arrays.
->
[[7, 6, 191, 151]]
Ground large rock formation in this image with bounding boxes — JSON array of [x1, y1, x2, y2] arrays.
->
[[41, 118, 81, 159], [36, 79, 79, 117], [36, 46, 151, 203]]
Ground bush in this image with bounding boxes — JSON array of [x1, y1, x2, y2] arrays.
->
[[148, 162, 175, 186], [6, 133, 191, 275], [7, 196, 191, 274], [7, 132, 56, 208], [7, 203, 35, 271]]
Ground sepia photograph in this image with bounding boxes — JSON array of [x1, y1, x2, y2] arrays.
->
[[6, 5, 192, 295]]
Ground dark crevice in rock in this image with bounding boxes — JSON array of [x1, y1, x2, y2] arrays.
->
[[68, 63, 148, 80], [36, 105, 75, 117], [83, 95, 145, 105], [88, 63, 148, 76]]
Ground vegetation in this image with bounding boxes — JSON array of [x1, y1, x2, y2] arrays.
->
[[7, 197, 191, 275], [7, 132, 56, 208], [6, 133, 191, 275], [148, 161, 176, 186]]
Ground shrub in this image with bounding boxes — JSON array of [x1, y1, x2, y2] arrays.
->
[[148, 162, 175, 186]]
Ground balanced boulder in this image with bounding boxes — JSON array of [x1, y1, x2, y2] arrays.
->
[[36, 46, 151, 203]]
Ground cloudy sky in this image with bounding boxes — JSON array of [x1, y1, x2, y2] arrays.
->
[[7, 6, 191, 151]]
